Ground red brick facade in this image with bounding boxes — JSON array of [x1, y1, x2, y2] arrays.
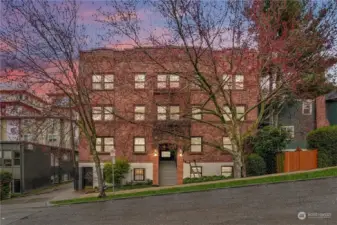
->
[[78, 47, 258, 185], [316, 96, 330, 128]]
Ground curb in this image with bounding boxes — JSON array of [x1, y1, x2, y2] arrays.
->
[[49, 175, 337, 206]]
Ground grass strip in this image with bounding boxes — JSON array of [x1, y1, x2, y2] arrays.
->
[[51, 167, 337, 205]]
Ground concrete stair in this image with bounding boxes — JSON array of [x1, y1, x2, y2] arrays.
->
[[159, 161, 177, 186]]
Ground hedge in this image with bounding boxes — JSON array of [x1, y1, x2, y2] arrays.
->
[[246, 153, 267, 176], [0, 171, 12, 200], [307, 125, 337, 167], [183, 175, 231, 184]]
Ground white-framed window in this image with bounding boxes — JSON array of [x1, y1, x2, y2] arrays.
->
[[221, 166, 233, 177], [134, 168, 145, 181], [223, 106, 245, 121], [170, 106, 180, 120], [157, 106, 167, 120], [191, 137, 202, 152], [302, 100, 312, 115], [223, 74, 244, 90], [135, 74, 146, 89], [96, 137, 115, 153], [223, 137, 232, 150], [92, 106, 114, 121], [23, 134, 33, 142], [157, 74, 180, 88], [48, 134, 58, 143], [92, 74, 114, 90], [134, 137, 146, 153], [192, 106, 202, 120], [135, 106, 145, 121], [190, 166, 202, 178], [281, 126, 295, 139]]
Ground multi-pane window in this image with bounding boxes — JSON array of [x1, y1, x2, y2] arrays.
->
[[221, 166, 233, 177], [223, 137, 232, 150], [134, 137, 146, 153], [92, 74, 114, 90], [14, 152, 20, 166], [223, 106, 245, 121], [48, 134, 58, 143], [192, 106, 202, 120], [191, 137, 202, 152], [157, 74, 180, 88], [135, 74, 146, 89], [223, 74, 244, 90], [135, 106, 145, 121], [134, 168, 145, 181], [170, 106, 180, 120], [92, 106, 114, 121], [281, 126, 295, 139], [157, 106, 167, 120], [190, 166, 202, 178], [96, 137, 115, 153], [157, 106, 180, 120], [302, 100, 312, 115], [23, 134, 33, 142], [3, 151, 12, 167]]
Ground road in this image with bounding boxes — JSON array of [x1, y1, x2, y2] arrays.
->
[[0, 183, 79, 225], [2, 178, 337, 225]]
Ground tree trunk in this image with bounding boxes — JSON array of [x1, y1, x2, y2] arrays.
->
[[241, 155, 247, 178], [232, 153, 242, 178], [91, 145, 106, 198]]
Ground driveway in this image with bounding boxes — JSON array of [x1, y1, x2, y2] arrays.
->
[[0, 182, 80, 225], [5, 177, 337, 225]]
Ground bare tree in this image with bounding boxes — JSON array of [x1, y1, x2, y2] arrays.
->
[[97, 0, 337, 178], [0, 0, 108, 196]]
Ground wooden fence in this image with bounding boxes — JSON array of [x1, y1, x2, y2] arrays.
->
[[276, 148, 318, 173]]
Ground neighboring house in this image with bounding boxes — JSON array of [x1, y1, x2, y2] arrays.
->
[[278, 92, 335, 150], [78, 47, 259, 188], [0, 84, 78, 193]]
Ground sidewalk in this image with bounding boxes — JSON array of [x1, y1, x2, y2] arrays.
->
[[77, 166, 337, 199]]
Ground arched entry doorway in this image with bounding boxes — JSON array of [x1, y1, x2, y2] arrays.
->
[[158, 143, 178, 186]]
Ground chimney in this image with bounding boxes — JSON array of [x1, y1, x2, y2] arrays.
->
[[315, 96, 330, 128]]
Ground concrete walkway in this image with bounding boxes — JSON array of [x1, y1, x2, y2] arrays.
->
[[71, 166, 337, 200]]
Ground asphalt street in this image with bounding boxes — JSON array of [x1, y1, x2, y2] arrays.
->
[[2, 177, 337, 225]]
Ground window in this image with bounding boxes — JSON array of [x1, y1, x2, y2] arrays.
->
[[302, 100, 312, 115], [135, 74, 146, 89], [157, 74, 180, 88], [96, 137, 115, 153], [281, 126, 295, 139], [190, 75, 201, 89], [48, 134, 58, 143], [223, 74, 244, 90], [190, 166, 202, 178], [191, 137, 202, 152], [157, 106, 167, 120], [223, 106, 245, 121], [192, 106, 202, 120], [134, 137, 146, 153], [221, 166, 233, 177], [170, 106, 180, 120], [135, 106, 145, 121], [14, 152, 20, 165], [157, 106, 180, 120], [92, 74, 114, 90], [23, 134, 32, 142], [62, 153, 69, 161], [223, 137, 232, 150], [134, 168, 145, 181], [92, 106, 114, 121]]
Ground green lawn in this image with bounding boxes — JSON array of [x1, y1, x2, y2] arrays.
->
[[51, 167, 337, 205]]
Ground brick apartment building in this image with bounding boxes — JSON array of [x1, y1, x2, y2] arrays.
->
[[0, 84, 78, 193], [78, 47, 259, 188]]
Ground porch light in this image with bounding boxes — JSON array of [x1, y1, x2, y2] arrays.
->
[[179, 149, 183, 157], [153, 149, 158, 157]]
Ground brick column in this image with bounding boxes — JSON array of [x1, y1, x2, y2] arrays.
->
[[316, 96, 330, 128], [177, 149, 184, 185], [152, 150, 159, 186]]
